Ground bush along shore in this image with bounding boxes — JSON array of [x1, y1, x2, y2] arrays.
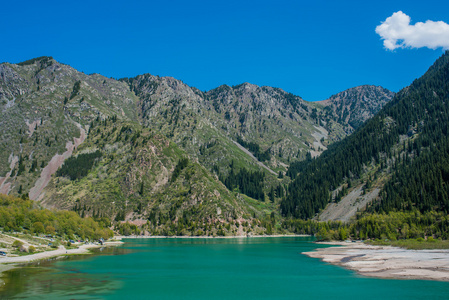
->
[[0, 193, 292, 264], [0, 194, 114, 260], [283, 210, 449, 247]]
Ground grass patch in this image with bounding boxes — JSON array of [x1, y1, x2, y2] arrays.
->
[[369, 238, 449, 250]]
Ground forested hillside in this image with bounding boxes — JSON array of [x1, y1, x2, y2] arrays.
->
[[281, 51, 449, 219]]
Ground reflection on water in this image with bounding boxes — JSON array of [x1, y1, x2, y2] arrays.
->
[[4, 269, 120, 299], [0, 246, 131, 299]]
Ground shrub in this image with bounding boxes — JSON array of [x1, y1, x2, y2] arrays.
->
[[0, 194, 113, 241], [33, 222, 45, 234], [12, 240, 23, 248], [45, 225, 56, 234]]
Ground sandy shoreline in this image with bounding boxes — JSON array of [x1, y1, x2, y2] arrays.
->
[[304, 242, 449, 281], [0, 241, 123, 264]]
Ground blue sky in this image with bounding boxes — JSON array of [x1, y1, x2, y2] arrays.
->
[[1, 0, 448, 101]]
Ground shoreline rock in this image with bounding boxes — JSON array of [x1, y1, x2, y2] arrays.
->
[[304, 242, 449, 281]]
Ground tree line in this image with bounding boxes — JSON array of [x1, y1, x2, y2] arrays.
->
[[236, 136, 271, 162], [284, 210, 449, 241], [0, 194, 113, 240]]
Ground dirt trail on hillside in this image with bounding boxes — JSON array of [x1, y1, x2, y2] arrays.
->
[[232, 141, 277, 175], [0, 177, 11, 195], [29, 123, 86, 201]]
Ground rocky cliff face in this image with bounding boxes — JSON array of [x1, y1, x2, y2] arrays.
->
[[317, 85, 395, 132]]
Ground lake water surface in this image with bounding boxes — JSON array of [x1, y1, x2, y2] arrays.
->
[[1, 237, 449, 299]]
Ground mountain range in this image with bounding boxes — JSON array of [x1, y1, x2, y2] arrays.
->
[[0, 54, 419, 235]]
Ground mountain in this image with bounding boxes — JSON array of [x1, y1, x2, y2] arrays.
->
[[121, 76, 393, 200], [122, 75, 329, 171], [316, 85, 394, 132], [0, 57, 280, 235], [0, 55, 394, 235], [281, 50, 449, 221]]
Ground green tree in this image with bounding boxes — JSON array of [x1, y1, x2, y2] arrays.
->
[[33, 222, 45, 234]]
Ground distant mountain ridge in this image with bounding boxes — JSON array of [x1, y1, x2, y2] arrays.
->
[[123, 75, 393, 178]]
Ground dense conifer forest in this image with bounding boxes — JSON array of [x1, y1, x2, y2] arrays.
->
[[281, 51, 449, 220], [56, 151, 102, 180], [218, 161, 266, 201], [236, 136, 271, 162]]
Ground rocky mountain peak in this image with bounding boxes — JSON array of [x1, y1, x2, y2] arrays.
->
[[317, 85, 395, 130]]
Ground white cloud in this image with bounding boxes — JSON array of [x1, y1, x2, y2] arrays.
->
[[375, 11, 449, 50]]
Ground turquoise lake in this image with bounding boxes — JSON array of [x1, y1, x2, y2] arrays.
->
[[1, 237, 449, 299]]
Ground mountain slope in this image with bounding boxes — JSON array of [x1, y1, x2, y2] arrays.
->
[[0, 57, 280, 236], [0, 56, 138, 196], [121, 75, 392, 201], [41, 118, 276, 236], [281, 51, 449, 220]]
